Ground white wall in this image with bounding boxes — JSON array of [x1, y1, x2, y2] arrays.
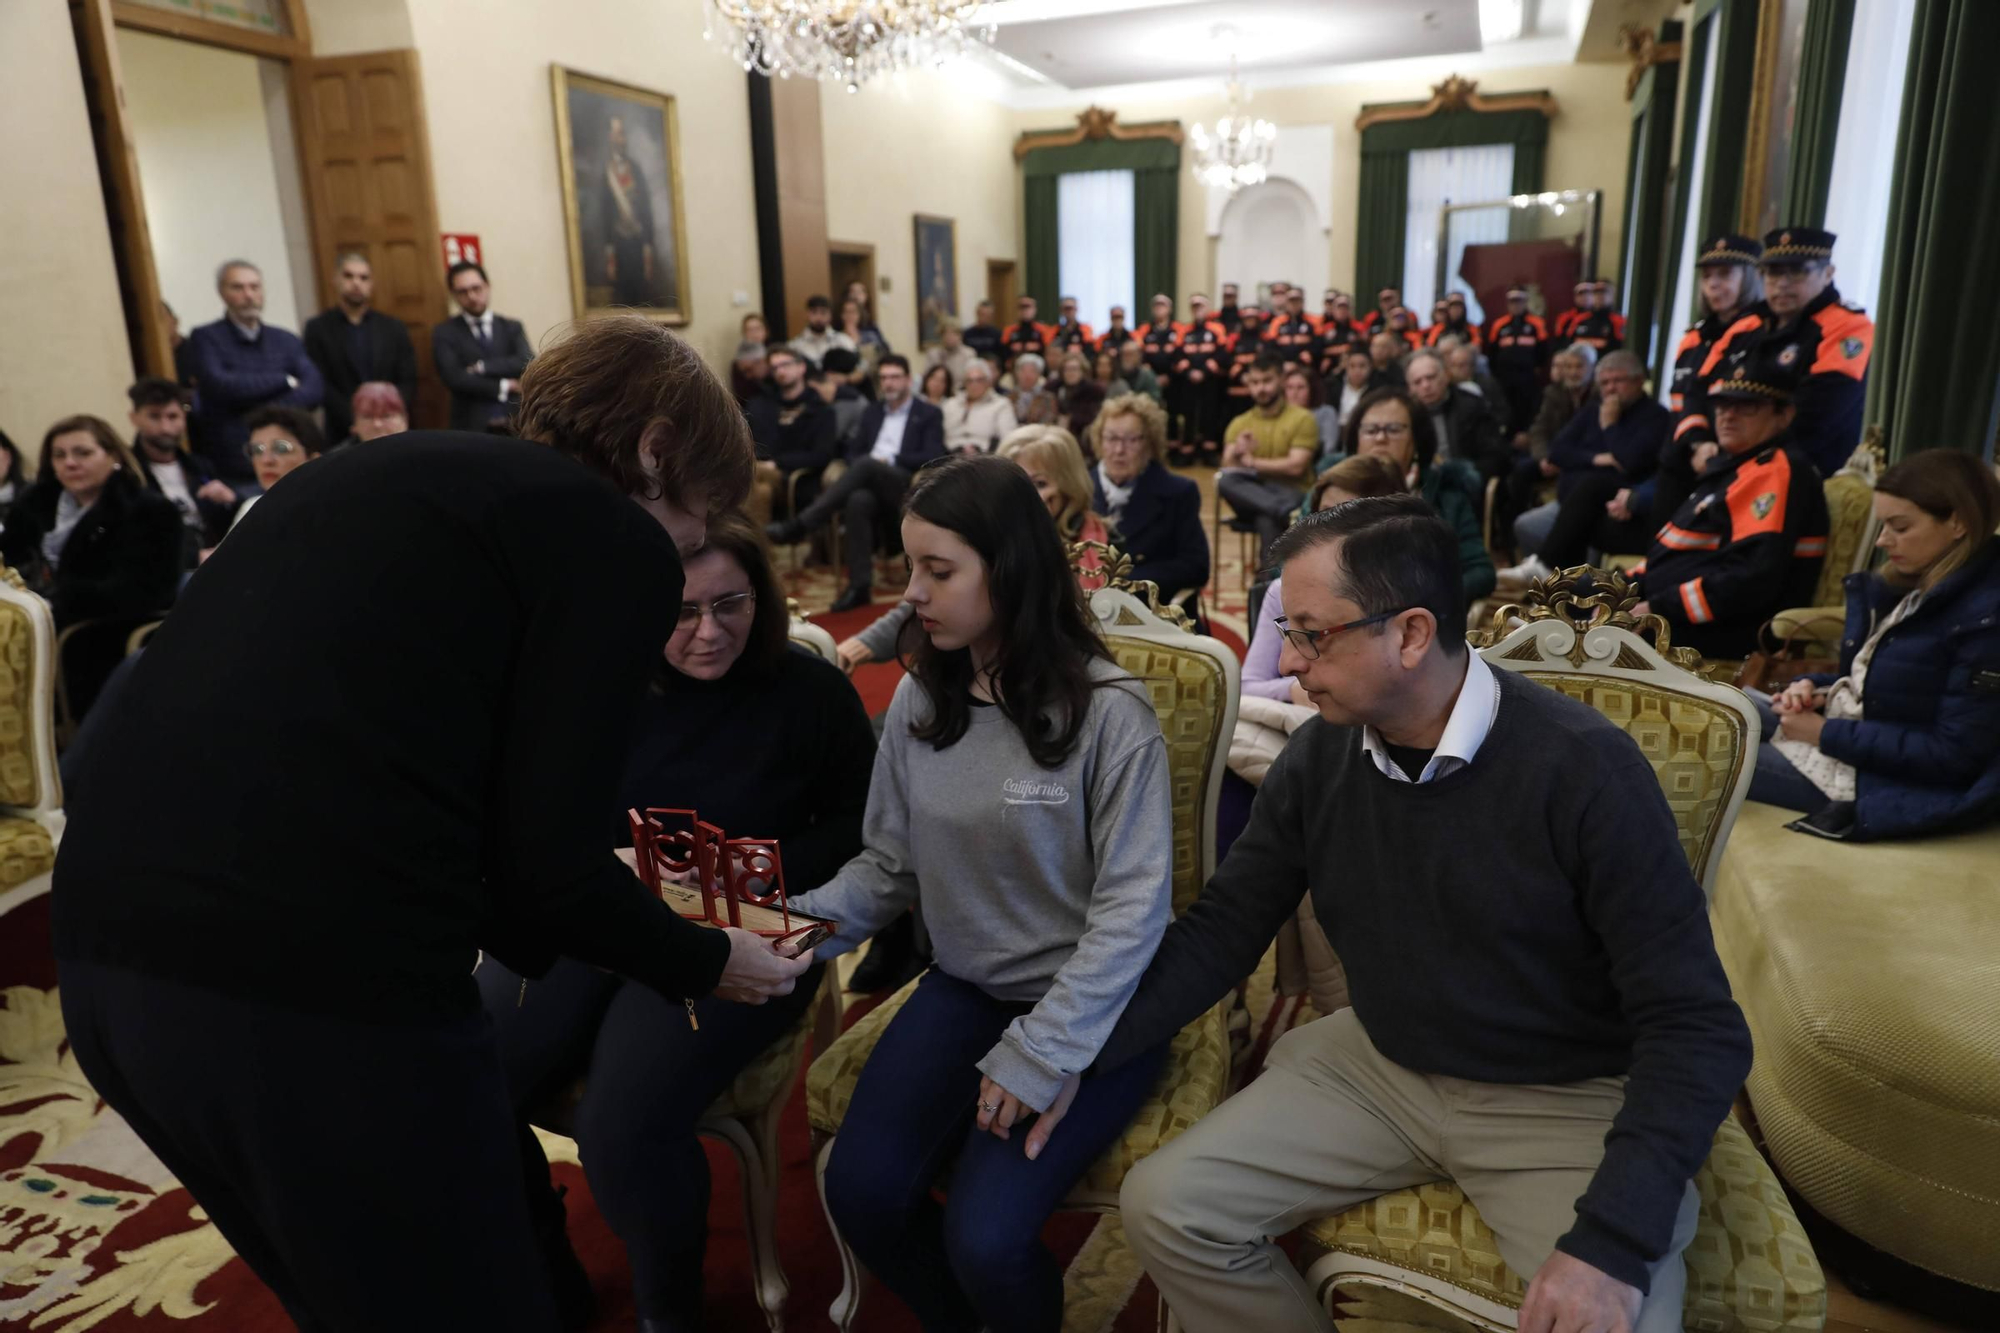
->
[[0, 0, 137, 455], [115, 28, 312, 334]]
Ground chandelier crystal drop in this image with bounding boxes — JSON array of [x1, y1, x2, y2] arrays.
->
[[702, 0, 996, 93], [1190, 53, 1277, 192]]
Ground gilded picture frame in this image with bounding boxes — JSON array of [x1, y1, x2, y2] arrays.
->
[[914, 214, 958, 349], [551, 65, 692, 325], [1739, 0, 1810, 237]]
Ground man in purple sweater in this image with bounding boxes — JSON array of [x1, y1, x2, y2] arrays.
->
[[186, 260, 323, 490]]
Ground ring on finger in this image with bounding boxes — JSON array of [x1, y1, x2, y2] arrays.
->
[[978, 1100, 1001, 1113]]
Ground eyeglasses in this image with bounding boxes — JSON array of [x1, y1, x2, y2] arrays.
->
[[675, 591, 755, 631], [1100, 431, 1146, 448], [1358, 421, 1411, 440], [1275, 608, 1410, 660], [245, 439, 300, 458]]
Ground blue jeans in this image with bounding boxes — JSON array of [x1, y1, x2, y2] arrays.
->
[[824, 968, 1168, 1333], [1747, 690, 1829, 813]]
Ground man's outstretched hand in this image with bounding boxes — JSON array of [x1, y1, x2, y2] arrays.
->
[[1519, 1250, 1641, 1333]]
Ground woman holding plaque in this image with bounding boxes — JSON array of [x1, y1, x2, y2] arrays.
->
[[792, 454, 1174, 1333], [479, 512, 875, 1331]]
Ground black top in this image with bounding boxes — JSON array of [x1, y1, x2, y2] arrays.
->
[[302, 306, 419, 442], [1099, 667, 1751, 1294], [622, 645, 876, 893], [0, 473, 183, 628], [52, 433, 732, 1020]]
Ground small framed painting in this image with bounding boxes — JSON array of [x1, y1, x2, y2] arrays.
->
[[914, 214, 958, 348]]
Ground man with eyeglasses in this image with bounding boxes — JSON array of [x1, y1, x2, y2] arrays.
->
[[1079, 493, 1750, 1333]]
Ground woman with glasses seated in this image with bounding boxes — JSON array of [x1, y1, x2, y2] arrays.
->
[[1338, 387, 1495, 601], [227, 407, 324, 533], [478, 512, 875, 1331]]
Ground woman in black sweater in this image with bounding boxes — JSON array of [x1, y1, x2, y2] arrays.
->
[[479, 513, 875, 1332]]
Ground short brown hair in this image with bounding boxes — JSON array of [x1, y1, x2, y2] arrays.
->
[[1310, 453, 1407, 511], [1087, 392, 1169, 466], [670, 510, 790, 675], [515, 315, 751, 514], [39, 414, 145, 487], [1875, 448, 2000, 589]]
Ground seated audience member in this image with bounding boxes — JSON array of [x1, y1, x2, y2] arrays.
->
[[839, 297, 884, 396], [1086, 393, 1210, 605], [940, 359, 1018, 454], [1748, 450, 2000, 839], [1502, 351, 1670, 579], [1115, 339, 1164, 406], [434, 261, 534, 433], [3, 414, 181, 624], [1282, 364, 1340, 462], [924, 319, 977, 391], [792, 455, 1173, 1333], [814, 349, 871, 448], [1100, 494, 1750, 1333], [1241, 455, 1407, 703], [347, 381, 411, 445], [1635, 343, 1829, 659], [1444, 341, 1510, 432], [961, 301, 1004, 364], [0, 430, 22, 529], [479, 513, 873, 1329], [1092, 349, 1129, 398], [845, 279, 892, 356], [1367, 330, 1406, 388], [767, 355, 944, 612], [1405, 350, 1502, 479], [1332, 347, 1376, 433], [229, 407, 325, 533], [731, 312, 770, 404], [1055, 351, 1106, 437], [128, 377, 235, 562], [838, 424, 1113, 673], [920, 363, 955, 405], [1218, 358, 1319, 555], [187, 260, 324, 487], [1343, 387, 1496, 601], [303, 252, 418, 443], [746, 345, 838, 512], [1503, 344, 1598, 525], [789, 295, 855, 370], [1008, 353, 1059, 427]]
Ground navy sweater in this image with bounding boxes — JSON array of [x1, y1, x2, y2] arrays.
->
[[1099, 666, 1751, 1292]]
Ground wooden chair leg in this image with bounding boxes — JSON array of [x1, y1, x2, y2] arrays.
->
[[701, 1115, 789, 1333], [815, 1135, 867, 1332]]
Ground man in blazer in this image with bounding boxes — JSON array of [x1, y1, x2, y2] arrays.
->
[[766, 354, 944, 611], [304, 253, 419, 443], [432, 261, 535, 432], [1090, 410, 1210, 611]]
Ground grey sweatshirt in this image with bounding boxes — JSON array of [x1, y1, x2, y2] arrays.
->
[[856, 601, 917, 662], [791, 657, 1172, 1110]]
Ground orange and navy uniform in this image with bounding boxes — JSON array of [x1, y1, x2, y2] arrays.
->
[[1314, 318, 1364, 376], [1172, 318, 1227, 382], [1359, 307, 1396, 335], [1048, 320, 1096, 357], [1566, 308, 1622, 353], [1551, 307, 1582, 343], [1666, 311, 1742, 424], [1140, 319, 1182, 382], [1225, 319, 1268, 405], [1486, 312, 1549, 370], [1677, 287, 1874, 477], [1096, 323, 1137, 356], [1002, 320, 1049, 371], [1640, 431, 1830, 657], [1424, 319, 1482, 350], [1266, 314, 1319, 370]]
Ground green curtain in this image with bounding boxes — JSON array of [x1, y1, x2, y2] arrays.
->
[[1651, 12, 1714, 385], [1132, 167, 1178, 306], [1020, 134, 1180, 313], [1351, 102, 1549, 301], [1866, 0, 2000, 461], [1781, 0, 1856, 227], [1620, 36, 1681, 372], [1697, 0, 1760, 243]]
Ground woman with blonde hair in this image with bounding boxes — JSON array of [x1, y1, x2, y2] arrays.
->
[[1750, 448, 2000, 839], [1084, 392, 1209, 606]]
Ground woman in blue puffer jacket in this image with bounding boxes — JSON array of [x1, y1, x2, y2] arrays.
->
[[1748, 449, 2000, 840]]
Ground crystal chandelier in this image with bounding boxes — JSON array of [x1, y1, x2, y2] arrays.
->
[[703, 0, 996, 93], [1190, 52, 1277, 192]]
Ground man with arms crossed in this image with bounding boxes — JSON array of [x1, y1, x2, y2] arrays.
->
[[1055, 495, 1750, 1333]]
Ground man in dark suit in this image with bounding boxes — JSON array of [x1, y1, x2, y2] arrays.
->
[[1406, 349, 1504, 479], [1090, 399, 1210, 610], [304, 253, 419, 443], [432, 261, 535, 432], [766, 354, 944, 611]]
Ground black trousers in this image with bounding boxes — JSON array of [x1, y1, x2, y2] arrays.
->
[[800, 458, 911, 591], [476, 956, 822, 1327], [58, 959, 559, 1332], [1538, 471, 1655, 568], [1171, 378, 1223, 452]]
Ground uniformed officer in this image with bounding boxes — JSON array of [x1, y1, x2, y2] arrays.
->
[[1173, 293, 1228, 463], [1553, 280, 1592, 344], [1426, 291, 1482, 349], [1635, 339, 1829, 659], [1049, 295, 1096, 356], [1267, 289, 1319, 370], [1225, 305, 1268, 412], [1317, 291, 1364, 378], [1097, 304, 1137, 357], [1566, 279, 1623, 353], [1681, 226, 1873, 483], [1645, 235, 1766, 527], [1595, 281, 1627, 345], [1141, 293, 1185, 444], [1424, 298, 1451, 345], [1216, 283, 1243, 336], [1003, 295, 1050, 373], [1486, 285, 1550, 432], [1384, 305, 1425, 352], [1361, 287, 1401, 334]]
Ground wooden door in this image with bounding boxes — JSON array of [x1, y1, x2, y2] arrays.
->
[[987, 259, 1018, 318], [292, 50, 449, 428], [828, 242, 877, 321]]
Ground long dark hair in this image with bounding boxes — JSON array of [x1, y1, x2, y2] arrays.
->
[[900, 454, 1112, 768], [1340, 386, 1439, 471]]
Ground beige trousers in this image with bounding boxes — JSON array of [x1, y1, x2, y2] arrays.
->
[[1120, 1008, 1700, 1333]]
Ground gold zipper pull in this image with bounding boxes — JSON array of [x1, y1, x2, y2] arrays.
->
[[685, 998, 700, 1030], [517, 977, 527, 1007]]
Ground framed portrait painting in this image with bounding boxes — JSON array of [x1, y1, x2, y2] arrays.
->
[[914, 214, 958, 348], [551, 66, 692, 324]]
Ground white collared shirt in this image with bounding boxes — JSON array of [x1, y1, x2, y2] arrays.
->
[[1359, 650, 1501, 783], [465, 311, 493, 343], [870, 396, 914, 464]]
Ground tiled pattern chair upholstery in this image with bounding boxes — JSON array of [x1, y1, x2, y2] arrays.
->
[[804, 579, 1241, 1331], [1295, 574, 1827, 1332], [0, 565, 62, 913]]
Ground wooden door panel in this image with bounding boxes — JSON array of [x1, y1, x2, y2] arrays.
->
[[293, 49, 449, 429]]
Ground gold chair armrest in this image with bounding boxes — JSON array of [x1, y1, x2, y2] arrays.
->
[[1770, 606, 1845, 644]]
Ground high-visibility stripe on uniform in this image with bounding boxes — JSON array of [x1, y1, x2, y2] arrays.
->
[[1809, 305, 1874, 380], [1674, 413, 1710, 439], [1656, 523, 1722, 552], [1794, 536, 1827, 558], [1680, 578, 1715, 624]]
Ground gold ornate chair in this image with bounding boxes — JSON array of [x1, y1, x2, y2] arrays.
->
[[804, 548, 1240, 1331], [1295, 569, 1828, 1332], [1766, 432, 1883, 656], [0, 565, 62, 916]]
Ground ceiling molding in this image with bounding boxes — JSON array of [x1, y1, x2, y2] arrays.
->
[[1013, 106, 1185, 161], [1353, 75, 1559, 131]]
